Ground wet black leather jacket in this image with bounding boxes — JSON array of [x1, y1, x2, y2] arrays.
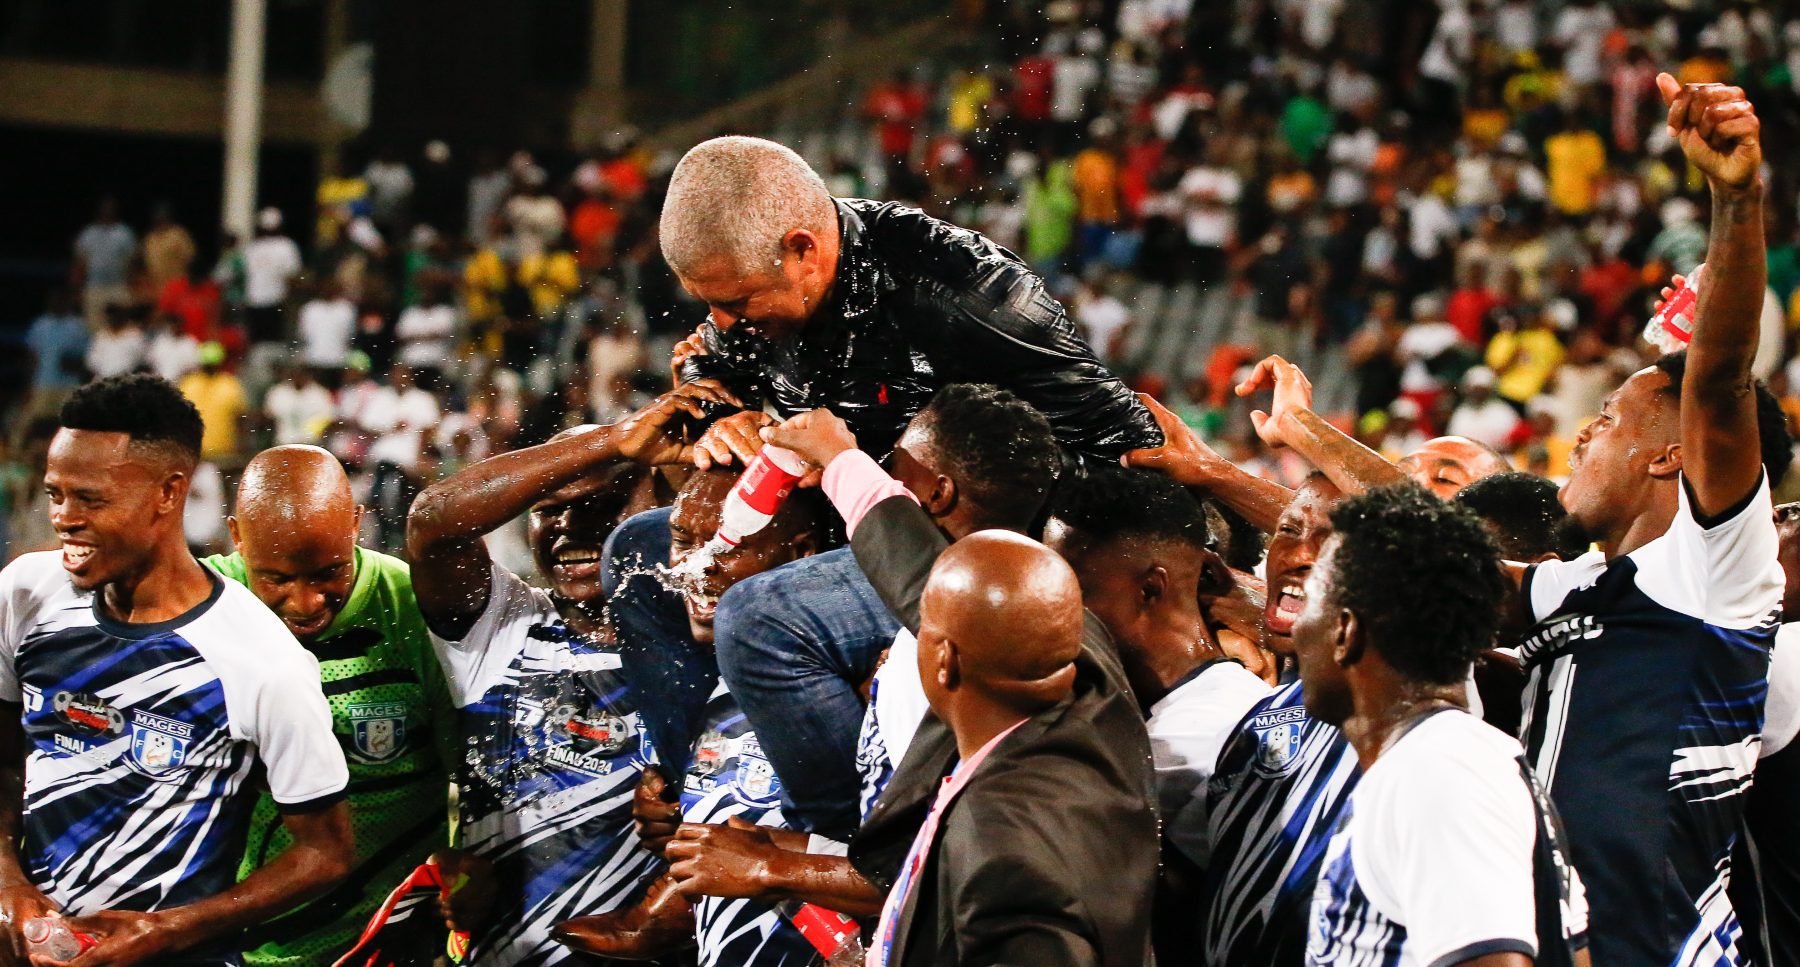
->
[[682, 199, 1162, 461]]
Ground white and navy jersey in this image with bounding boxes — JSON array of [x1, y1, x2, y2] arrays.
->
[[680, 683, 816, 967], [0, 553, 347, 966], [1307, 709, 1589, 967], [853, 630, 929, 822], [1734, 621, 1800, 965], [1520, 475, 1781, 966], [431, 564, 659, 966], [1198, 681, 1360, 966], [1147, 659, 1273, 868]]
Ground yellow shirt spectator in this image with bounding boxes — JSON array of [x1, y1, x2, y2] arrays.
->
[[1486, 326, 1566, 404], [179, 367, 248, 462], [1545, 127, 1606, 215], [518, 250, 582, 318]]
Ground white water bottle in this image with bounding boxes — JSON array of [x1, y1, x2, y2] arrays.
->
[[22, 915, 93, 961], [713, 445, 809, 550]]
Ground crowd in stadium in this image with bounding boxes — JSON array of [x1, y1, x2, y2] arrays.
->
[[1, 1, 1799, 966]]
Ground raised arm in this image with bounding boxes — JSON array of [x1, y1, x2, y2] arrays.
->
[[1657, 74, 1768, 517], [1123, 395, 1294, 533], [1236, 355, 1409, 497], [407, 380, 735, 639]]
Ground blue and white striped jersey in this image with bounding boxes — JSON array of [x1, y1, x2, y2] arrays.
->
[[431, 564, 660, 966], [1198, 681, 1360, 967], [854, 630, 928, 823], [0, 552, 348, 966], [1306, 709, 1588, 967], [680, 682, 816, 967], [1520, 475, 1781, 966]]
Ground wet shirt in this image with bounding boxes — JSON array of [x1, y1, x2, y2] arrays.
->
[[431, 564, 659, 965], [1520, 475, 1781, 966], [0, 552, 347, 966], [208, 547, 456, 967], [680, 683, 815, 967]]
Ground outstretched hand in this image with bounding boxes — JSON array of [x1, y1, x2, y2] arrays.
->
[[1235, 355, 1315, 450], [1658, 73, 1762, 192]]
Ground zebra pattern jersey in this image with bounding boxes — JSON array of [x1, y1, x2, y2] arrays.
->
[[431, 564, 660, 965], [1306, 709, 1588, 967], [1519, 475, 1781, 966], [1197, 681, 1360, 966], [0, 553, 348, 966], [680, 682, 817, 966]]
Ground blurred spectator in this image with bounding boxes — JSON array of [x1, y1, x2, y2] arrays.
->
[[1074, 274, 1134, 364], [22, 289, 88, 419], [241, 207, 305, 392], [144, 313, 201, 384], [156, 261, 224, 343], [265, 365, 336, 446], [141, 205, 197, 296], [1486, 304, 1567, 406], [85, 305, 146, 379], [72, 196, 137, 327], [179, 342, 249, 463], [1446, 365, 1522, 449], [1545, 113, 1607, 216], [394, 286, 458, 382], [298, 282, 358, 374], [363, 146, 415, 233]]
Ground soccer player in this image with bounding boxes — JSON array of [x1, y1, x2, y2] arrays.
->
[[405, 380, 731, 964], [1042, 463, 1271, 866], [1298, 486, 1588, 967], [556, 466, 831, 966], [1515, 77, 1791, 965], [1735, 501, 1800, 963], [206, 445, 457, 966], [1125, 393, 1363, 966], [0, 374, 351, 965]]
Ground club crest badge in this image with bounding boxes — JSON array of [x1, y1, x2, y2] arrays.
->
[[733, 734, 781, 806], [1249, 706, 1308, 777], [127, 710, 193, 777], [349, 702, 409, 763]]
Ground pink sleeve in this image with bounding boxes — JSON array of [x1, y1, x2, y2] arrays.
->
[[822, 449, 917, 538]]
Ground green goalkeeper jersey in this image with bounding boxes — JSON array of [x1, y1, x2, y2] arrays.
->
[[207, 546, 456, 966]]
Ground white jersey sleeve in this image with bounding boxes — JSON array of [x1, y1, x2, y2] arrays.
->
[[1524, 550, 1606, 624], [1355, 714, 1540, 964], [1767, 623, 1800, 759], [189, 580, 349, 809], [1148, 660, 1273, 866], [0, 555, 57, 702], [429, 563, 553, 706], [1630, 473, 1781, 629]]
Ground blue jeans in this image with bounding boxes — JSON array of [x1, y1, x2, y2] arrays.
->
[[601, 506, 720, 778], [714, 547, 900, 839]]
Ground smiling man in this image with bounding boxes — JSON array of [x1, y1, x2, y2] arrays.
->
[[205, 445, 456, 967], [0, 374, 351, 965], [406, 380, 729, 964]]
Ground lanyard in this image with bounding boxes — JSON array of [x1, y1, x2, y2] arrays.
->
[[868, 719, 1026, 967]]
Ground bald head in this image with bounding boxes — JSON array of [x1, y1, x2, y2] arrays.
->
[[236, 445, 357, 540], [660, 136, 836, 279], [229, 446, 362, 641], [1398, 436, 1511, 499], [919, 531, 1083, 718]]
